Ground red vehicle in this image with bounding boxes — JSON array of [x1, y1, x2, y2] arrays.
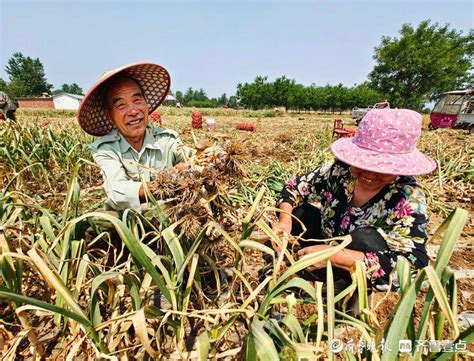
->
[[429, 88, 474, 133]]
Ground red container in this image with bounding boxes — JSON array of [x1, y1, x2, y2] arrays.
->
[[429, 113, 458, 128], [236, 122, 256, 132], [192, 111, 203, 129], [150, 111, 162, 127]]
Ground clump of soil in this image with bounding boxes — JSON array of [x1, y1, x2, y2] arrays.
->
[[448, 247, 474, 270]]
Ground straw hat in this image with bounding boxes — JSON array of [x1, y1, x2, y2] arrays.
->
[[331, 109, 436, 176], [78, 62, 170, 136]]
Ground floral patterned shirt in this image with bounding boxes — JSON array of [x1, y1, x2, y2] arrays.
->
[[278, 160, 430, 291]]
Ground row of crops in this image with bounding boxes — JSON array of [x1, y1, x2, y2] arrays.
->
[[0, 110, 473, 359]]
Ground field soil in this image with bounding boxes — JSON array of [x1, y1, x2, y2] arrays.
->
[[1, 108, 472, 359]]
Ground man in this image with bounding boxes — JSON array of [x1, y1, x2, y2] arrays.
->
[[376, 98, 389, 109], [78, 62, 190, 211], [0, 91, 18, 121]]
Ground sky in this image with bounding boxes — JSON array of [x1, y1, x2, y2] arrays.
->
[[0, 0, 472, 98]]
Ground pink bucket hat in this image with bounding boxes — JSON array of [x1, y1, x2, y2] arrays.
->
[[331, 109, 436, 176], [78, 62, 170, 136]]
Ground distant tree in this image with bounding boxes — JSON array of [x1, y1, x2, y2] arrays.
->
[[183, 87, 194, 105], [5, 52, 53, 97], [53, 83, 83, 95], [237, 76, 274, 109], [287, 83, 309, 111], [218, 93, 228, 105], [68, 83, 83, 95], [195, 88, 208, 101], [228, 95, 238, 108], [331, 84, 350, 113], [273, 76, 296, 108], [307, 85, 326, 111], [0, 78, 7, 92], [175, 90, 184, 104], [350, 84, 382, 107], [369, 20, 474, 110], [5, 79, 29, 99]]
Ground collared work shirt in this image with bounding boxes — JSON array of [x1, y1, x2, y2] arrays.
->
[[90, 125, 188, 211]]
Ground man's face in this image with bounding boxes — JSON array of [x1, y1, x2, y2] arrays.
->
[[105, 77, 149, 143]]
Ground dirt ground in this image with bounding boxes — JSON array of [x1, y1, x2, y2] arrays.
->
[[7, 109, 473, 358]]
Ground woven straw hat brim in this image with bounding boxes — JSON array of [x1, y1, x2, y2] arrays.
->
[[331, 137, 436, 176], [78, 62, 170, 136]]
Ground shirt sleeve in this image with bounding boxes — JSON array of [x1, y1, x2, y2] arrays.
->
[[161, 132, 194, 165], [92, 148, 142, 211], [173, 143, 195, 165], [364, 186, 430, 291], [278, 161, 335, 208]]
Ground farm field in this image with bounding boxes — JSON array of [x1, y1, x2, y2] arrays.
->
[[0, 107, 473, 360]]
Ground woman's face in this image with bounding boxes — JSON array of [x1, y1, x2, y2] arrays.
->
[[350, 166, 398, 191]]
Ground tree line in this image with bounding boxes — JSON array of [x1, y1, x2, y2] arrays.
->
[[0, 53, 84, 97], [172, 88, 239, 108], [236, 77, 382, 112], [1, 20, 472, 111]]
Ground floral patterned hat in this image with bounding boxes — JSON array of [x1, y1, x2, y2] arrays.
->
[[331, 109, 436, 176], [78, 62, 170, 136]]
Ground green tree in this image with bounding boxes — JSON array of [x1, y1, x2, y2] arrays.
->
[[218, 93, 228, 105], [53, 83, 83, 95], [175, 90, 184, 104], [287, 83, 309, 111], [237, 76, 274, 109], [350, 84, 382, 108], [5, 52, 53, 96], [369, 20, 474, 110], [195, 88, 208, 101], [273, 76, 296, 108], [307, 85, 326, 112], [5, 79, 29, 99], [228, 95, 238, 108], [0, 78, 7, 92], [67, 83, 83, 95], [183, 87, 194, 105]]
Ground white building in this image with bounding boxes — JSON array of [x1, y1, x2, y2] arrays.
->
[[53, 93, 84, 110]]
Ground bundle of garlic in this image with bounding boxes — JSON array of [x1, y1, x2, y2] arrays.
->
[[147, 137, 253, 240]]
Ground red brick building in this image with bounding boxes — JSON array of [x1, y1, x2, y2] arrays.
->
[[18, 97, 55, 109]]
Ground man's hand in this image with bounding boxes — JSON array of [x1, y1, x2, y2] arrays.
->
[[195, 138, 210, 151], [174, 163, 190, 172]]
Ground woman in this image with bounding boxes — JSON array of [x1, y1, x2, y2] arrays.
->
[[274, 109, 436, 291]]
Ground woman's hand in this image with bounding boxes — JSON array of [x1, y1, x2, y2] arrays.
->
[[297, 245, 365, 271], [297, 244, 333, 270], [273, 220, 292, 236], [273, 202, 294, 236]]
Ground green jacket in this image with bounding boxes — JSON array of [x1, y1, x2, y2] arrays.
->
[[90, 125, 188, 211]]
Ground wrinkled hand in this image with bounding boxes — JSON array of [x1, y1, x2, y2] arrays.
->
[[174, 163, 190, 172], [297, 244, 333, 270], [195, 138, 211, 151], [273, 221, 292, 238], [213, 148, 228, 170]]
